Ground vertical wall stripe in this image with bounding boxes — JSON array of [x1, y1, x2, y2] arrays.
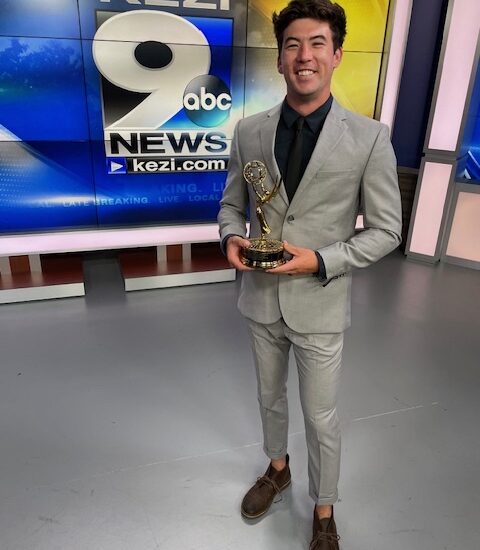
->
[[409, 162, 452, 256], [446, 192, 480, 261], [380, 0, 414, 132], [428, 0, 480, 151]]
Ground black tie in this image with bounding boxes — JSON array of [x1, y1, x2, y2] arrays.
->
[[284, 116, 305, 202]]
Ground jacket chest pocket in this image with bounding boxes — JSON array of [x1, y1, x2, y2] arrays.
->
[[311, 169, 360, 199]]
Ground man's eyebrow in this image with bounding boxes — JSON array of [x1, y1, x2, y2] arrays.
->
[[310, 34, 327, 41], [284, 36, 301, 44], [284, 34, 328, 43]]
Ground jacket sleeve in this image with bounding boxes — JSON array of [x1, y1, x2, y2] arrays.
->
[[217, 121, 249, 245], [317, 123, 402, 280]]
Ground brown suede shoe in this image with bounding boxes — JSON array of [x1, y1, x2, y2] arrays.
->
[[309, 508, 340, 550], [241, 455, 291, 519]]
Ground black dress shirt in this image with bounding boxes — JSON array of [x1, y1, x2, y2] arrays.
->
[[274, 95, 333, 192], [274, 96, 333, 279]]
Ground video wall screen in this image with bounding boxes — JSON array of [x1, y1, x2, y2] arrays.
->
[[457, 60, 480, 184], [0, 0, 391, 234]]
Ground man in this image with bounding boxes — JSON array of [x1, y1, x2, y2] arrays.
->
[[218, 1, 402, 548]]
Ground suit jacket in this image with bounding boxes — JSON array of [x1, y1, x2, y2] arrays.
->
[[218, 99, 402, 333]]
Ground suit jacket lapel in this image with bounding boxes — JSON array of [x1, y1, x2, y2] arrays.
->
[[260, 104, 289, 206], [289, 99, 348, 209]]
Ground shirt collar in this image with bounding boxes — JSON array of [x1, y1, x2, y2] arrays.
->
[[281, 95, 333, 133]]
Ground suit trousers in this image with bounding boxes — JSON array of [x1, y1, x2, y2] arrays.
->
[[246, 317, 344, 505]]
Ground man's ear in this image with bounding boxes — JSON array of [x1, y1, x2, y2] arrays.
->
[[333, 47, 343, 68], [277, 54, 283, 75]]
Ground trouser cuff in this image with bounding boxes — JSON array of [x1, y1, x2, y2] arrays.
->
[[264, 446, 288, 460], [310, 488, 338, 505]]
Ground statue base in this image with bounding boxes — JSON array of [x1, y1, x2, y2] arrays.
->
[[241, 238, 286, 269]]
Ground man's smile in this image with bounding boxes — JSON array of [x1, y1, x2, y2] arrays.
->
[[296, 69, 317, 76]]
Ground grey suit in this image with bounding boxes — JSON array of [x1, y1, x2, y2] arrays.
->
[[218, 98, 402, 504]]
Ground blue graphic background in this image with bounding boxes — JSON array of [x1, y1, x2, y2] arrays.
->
[[0, 0, 80, 39], [0, 2, 235, 233], [458, 61, 480, 184], [0, 141, 98, 232], [0, 37, 90, 141]]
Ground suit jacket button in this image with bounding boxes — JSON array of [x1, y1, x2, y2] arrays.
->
[[287, 215, 294, 222]]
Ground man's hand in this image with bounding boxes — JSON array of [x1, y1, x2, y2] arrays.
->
[[266, 241, 319, 275], [226, 235, 254, 271]]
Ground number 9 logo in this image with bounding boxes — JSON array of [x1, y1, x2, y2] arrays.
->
[[93, 10, 211, 130]]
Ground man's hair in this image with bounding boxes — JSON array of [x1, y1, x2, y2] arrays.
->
[[272, 0, 347, 53]]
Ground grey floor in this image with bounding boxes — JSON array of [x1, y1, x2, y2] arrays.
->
[[0, 251, 479, 550]]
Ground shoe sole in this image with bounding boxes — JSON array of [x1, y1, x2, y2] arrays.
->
[[240, 479, 292, 519]]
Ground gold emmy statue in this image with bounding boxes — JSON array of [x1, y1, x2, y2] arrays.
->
[[241, 160, 286, 269]]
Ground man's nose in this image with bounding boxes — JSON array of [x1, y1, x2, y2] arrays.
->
[[296, 42, 313, 62]]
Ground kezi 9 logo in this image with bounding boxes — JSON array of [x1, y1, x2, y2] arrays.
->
[[92, 9, 233, 167], [98, 0, 231, 9]]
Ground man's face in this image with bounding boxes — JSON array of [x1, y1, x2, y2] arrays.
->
[[277, 18, 343, 109]]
